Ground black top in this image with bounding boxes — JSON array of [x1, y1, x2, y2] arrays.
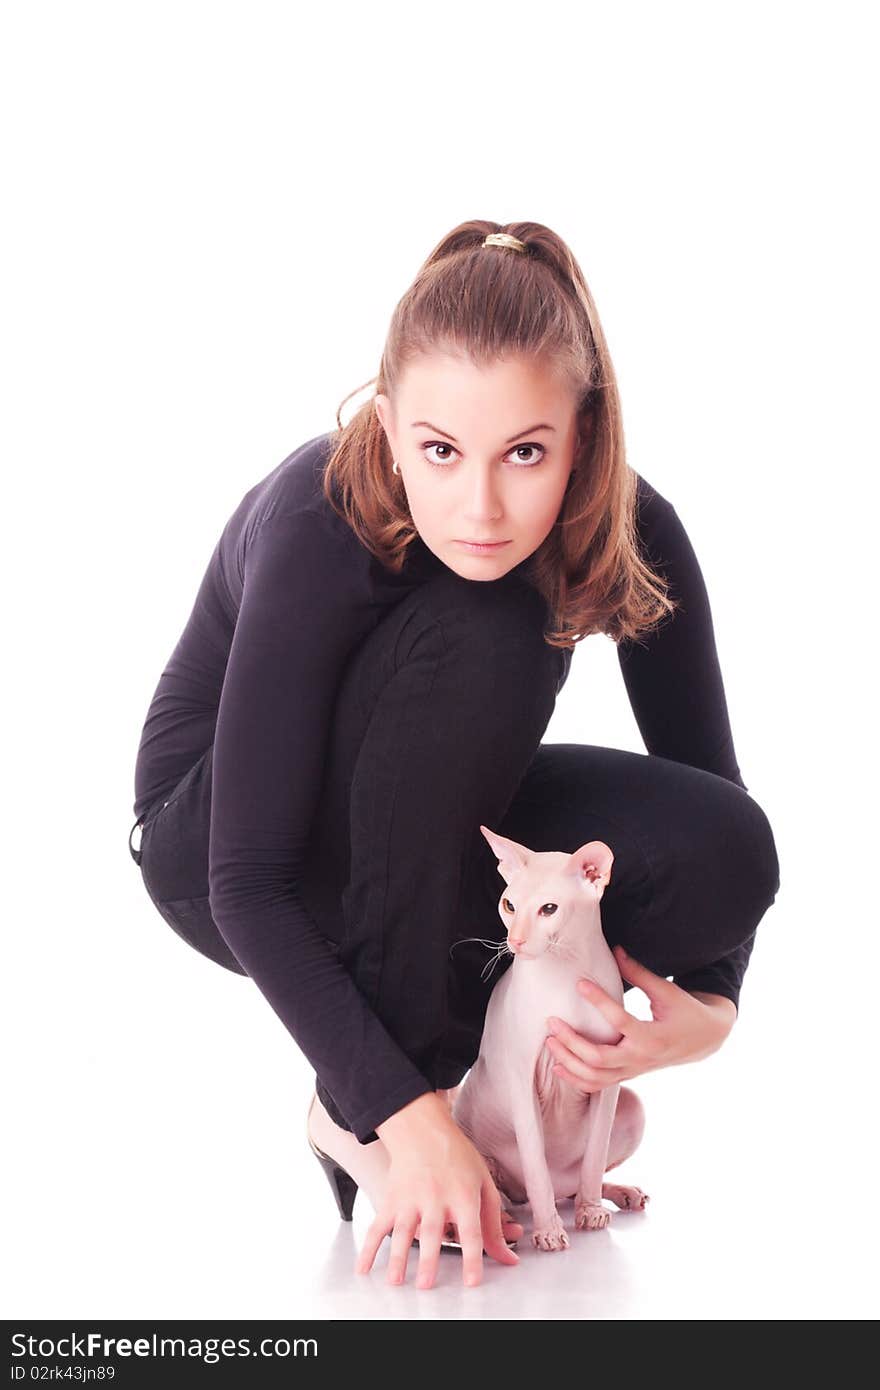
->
[[133, 431, 748, 1140]]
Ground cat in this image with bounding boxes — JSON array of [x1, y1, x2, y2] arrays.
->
[[451, 825, 649, 1251]]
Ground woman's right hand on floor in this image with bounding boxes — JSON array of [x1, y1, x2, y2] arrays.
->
[[355, 1092, 521, 1289]]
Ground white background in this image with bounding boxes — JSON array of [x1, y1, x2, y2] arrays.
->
[[3, 0, 877, 1320]]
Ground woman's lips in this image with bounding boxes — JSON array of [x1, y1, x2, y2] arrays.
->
[[453, 539, 512, 553]]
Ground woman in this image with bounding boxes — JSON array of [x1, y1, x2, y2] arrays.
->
[[128, 220, 780, 1293]]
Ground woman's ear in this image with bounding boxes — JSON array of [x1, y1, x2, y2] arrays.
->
[[374, 394, 394, 453]]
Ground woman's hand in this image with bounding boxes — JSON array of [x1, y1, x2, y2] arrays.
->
[[544, 944, 736, 1094], [356, 1093, 520, 1290]]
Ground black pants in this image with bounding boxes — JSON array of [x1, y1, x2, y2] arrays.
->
[[129, 567, 780, 1136]]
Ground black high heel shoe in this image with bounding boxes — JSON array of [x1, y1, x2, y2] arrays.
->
[[307, 1100, 359, 1221], [306, 1094, 517, 1251]]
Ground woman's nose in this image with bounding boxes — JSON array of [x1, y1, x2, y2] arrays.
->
[[462, 468, 504, 519]]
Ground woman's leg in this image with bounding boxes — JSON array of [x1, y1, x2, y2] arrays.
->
[[301, 565, 565, 1135], [133, 745, 247, 975]]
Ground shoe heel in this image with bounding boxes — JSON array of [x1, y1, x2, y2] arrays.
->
[[307, 1133, 359, 1221]]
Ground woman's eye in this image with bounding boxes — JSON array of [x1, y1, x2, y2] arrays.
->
[[421, 441, 546, 468], [422, 442, 457, 466], [509, 444, 544, 465]]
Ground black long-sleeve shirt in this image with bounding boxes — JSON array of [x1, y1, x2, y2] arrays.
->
[[133, 431, 748, 1140]]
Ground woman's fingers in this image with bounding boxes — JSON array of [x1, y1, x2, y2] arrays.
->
[[354, 1212, 393, 1276], [502, 1210, 524, 1239], [483, 1183, 521, 1270], [457, 1214, 486, 1286], [438, 1209, 523, 1244], [356, 1159, 522, 1288], [358, 1204, 521, 1288], [413, 1219, 445, 1290], [547, 1034, 629, 1091], [386, 1217, 419, 1286]]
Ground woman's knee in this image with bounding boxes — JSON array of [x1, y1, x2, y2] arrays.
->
[[392, 569, 564, 699], [740, 791, 781, 911], [628, 762, 780, 961], [701, 777, 781, 919], [319, 572, 563, 832]]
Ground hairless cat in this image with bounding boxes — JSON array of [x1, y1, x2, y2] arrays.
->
[[452, 826, 649, 1251]]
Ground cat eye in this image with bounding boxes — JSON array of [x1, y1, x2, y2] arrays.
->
[[502, 898, 558, 915]]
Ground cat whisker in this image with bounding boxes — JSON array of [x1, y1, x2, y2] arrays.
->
[[480, 944, 511, 983], [446, 933, 514, 983], [449, 935, 505, 959], [549, 934, 576, 963]]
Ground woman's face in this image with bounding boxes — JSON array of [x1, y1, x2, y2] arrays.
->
[[375, 351, 582, 581]]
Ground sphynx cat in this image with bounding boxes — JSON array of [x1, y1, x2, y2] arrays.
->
[[452, 826, 649, 1251]]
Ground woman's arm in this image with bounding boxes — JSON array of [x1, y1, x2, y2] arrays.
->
[[673, 930, 757, 1017], [208, 507, 435, 1142], [688, 993, 738, 1026], [618, 473, 747, 791], [618, 474, 752, 1012]]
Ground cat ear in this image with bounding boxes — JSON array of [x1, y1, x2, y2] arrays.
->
[[479, 825, 531, 883], [564, 840, 614, 894]]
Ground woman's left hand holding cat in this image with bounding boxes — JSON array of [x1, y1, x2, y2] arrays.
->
[[544, 944, 736, 1093]]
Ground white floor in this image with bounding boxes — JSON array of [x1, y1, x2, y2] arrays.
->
[[5, 864, 877, 1321]]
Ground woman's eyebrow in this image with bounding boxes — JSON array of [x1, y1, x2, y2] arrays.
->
[[410, 421, 557, 445]]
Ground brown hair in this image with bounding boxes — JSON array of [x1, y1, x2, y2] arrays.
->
[[321, 218, 677, 651]]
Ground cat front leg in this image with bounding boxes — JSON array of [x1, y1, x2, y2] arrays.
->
[[510, 1088, 569, 1251], [575, 1082, 620, 1231]]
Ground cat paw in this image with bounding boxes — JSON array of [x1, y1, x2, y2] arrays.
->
[[574, 1199, 612, 1230], [602, 1182, 649, 1210], [531, 1211, 570, 1251]]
